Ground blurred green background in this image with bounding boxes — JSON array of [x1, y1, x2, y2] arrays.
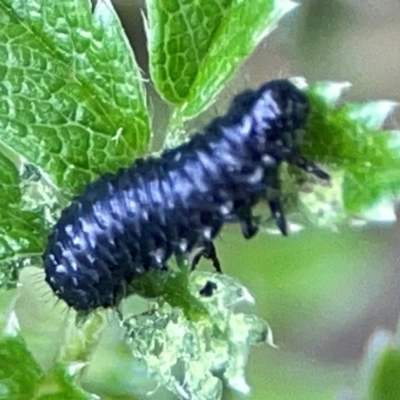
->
[[5, 0, 400, 399]]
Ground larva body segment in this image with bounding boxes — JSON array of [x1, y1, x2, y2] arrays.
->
[[43, 79, 328, 311]]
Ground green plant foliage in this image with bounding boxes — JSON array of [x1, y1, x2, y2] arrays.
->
[[0, 0, 150, 195], [370, 348, 400, 400], [35, 363, 97, 400], [0, 335, 43, 399], [0, 310, 101, 400], [0, 0, 152, 283], [128, 268, 211, 321], [0, 150, 46, 280], [0, 159, 45, 259], [0, 0, 399, 399], [362, 328, 400, 400], [0, 151, 20, 205], [146, 0, 297, 144], [124, 271, 273, 400], [304, 81, 400, 215]]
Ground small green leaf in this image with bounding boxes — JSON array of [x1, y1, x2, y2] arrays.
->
[[0, 336, 44, 400], [129, 269, 209, 321], [124, 272, 272, 399], [0, 0, 150, 195], [147, 0, 296, 132], [371, 349, 400, 400], [362, 329, 400, 400], [162, 272, 210, 321], [304, 81, 400, 215]]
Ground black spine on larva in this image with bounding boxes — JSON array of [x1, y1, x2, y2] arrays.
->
[[43, 79, 328, 311]]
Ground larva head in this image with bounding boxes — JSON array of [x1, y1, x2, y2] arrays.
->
[[254, 79, 310, 155]]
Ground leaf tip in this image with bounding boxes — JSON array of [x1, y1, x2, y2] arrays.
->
[[312, 81, 353, 106], [348, 100, 399, 129], [3, 310, 20, 337], [280, 0, 300, 14]]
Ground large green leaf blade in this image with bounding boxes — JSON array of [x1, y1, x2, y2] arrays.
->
[[177, 0, 297, 119], [147, 0, 234, 104], [0, 0, 150, 195], [147, 0, 296, 121]]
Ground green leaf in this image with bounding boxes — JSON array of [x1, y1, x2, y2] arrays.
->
[[370, 348, 400, 400], [304, 81, 400, 215], [0, 336, 43, 400], [147, 0, 296, 133], [0, 0, 150, 195], [36, 363, 96, 400], [37, 394, 89, 400], [0, 151, 21, 206], [0, 151, 46, 281], [0, 310, 99, 400], [59, 311, 106, 365], [128, 268, 210, 321], [362, 329, 400, 400], [124, 271, 273, 400]]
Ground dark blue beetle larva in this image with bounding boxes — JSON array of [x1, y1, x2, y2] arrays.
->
[[43, 79, 329, 311]]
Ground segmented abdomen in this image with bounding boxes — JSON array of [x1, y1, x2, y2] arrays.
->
[[43, 79, 320, 311]]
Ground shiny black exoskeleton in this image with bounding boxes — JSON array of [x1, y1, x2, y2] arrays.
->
[[43, 79, 329, 311]]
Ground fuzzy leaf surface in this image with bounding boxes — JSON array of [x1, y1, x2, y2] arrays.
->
[[147, 0, 296, 121], [0, 0, 150, 195]]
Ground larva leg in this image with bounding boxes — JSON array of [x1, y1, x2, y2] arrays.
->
[[236, 204, 259, 239], [294, 156, 330, 181], [264, 170, 288, 236], [191, 241, 222, 273], [268, 197, 288, 236], [191, 251, 203, 271]]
